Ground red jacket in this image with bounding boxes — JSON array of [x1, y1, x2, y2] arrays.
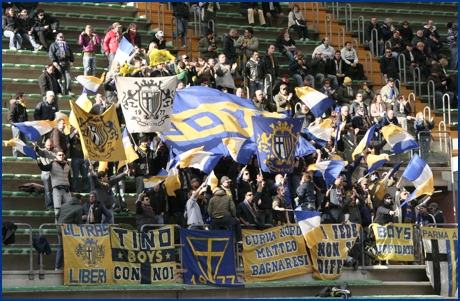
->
[[103, 30, 119, 54]]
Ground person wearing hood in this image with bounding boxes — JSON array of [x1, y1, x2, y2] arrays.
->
[[373, 193, 396, 225], [55, 194, 83, 270], [208, 187, 242, 243], [49, 32, 75, 95], [135, 192, 156, 232], [82, 191, 113, 224]]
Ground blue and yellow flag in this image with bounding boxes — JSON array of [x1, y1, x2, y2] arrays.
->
[[70, 100, 125, 162], [251, 116, 303, 174], [180, 228, 243, 287], [160, 87, 278, 154]]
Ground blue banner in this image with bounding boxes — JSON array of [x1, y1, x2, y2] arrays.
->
[[251, 116, 303, 174], [180, 229, 243, 287]]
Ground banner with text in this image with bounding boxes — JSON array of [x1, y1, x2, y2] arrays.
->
[[422, 227, 458, 297], [370, 223, 414, 261], [110, 225, 176, 284], [306, 223, 361, 280], [62, 224, 113, 285], [242, 225, 312, 282], [180, 229, 243, 287]]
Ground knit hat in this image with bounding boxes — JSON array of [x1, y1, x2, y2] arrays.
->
[[139, 135, 148, 143], [344, 77, 352, 84], [429, 202, 438, 209], [46, 91, 55, 97], [205, 28, 214, 35], [383, 193, 392, 199], [420, 203, 428, 208], [90, 190, 98, 200]]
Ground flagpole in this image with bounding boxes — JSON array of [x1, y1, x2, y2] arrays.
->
[[126, 127, 138, 147]]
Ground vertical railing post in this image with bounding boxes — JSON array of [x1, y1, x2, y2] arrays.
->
[[344, 4, 352, 32], [357, 16, 365, 44], [398, 53, 406, 84], [311, 2, 320, 31]]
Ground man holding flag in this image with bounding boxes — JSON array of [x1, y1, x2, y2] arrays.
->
[[8, 92, 29, 157], [33, 139, 56, 211]]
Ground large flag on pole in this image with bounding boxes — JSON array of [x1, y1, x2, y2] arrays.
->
[[304, 119, 334, 147], [113, 37, 134, 66], [13, 120, 56, 142], [352, 124, 376, 160], [70, 100, 125, 162], [115, 76, 177, 133], [295, 86, 335, 117], [4, 138, 37, 160], [367, 153, 389, 174], [307, 160, 346, 185], [399, 153, 434, 207], [76, 73, 105, 94]]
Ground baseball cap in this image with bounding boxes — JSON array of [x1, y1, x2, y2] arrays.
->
[[112, 22, 122, 28], [156, 30, 164, 37], [220, 176, 232, 183], [181, 54, 189, 59], [46, 91, 55, 97]]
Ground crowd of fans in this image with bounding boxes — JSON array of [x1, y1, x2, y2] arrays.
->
[[4, 2, 453, 269]]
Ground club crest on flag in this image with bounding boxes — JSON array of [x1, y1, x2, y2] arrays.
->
[[75, 238, 105, 267], [116, 77, 176, 133], [80, 116, 117, 158]]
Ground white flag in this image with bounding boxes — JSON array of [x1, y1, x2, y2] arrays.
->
[[115, 76, 177, 133]]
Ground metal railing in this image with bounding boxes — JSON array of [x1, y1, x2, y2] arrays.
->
[[357, 16, 365, 44], [193, 7, 201, 37], [157, 4, 165, 30], [330, 2, 339, 20], [264, 74, 273, 102], [337, 27, 345, 49], [39, 223, 61, 279], [408, 92, 416, 116], [364, 52, 373, 79], [352, 39, 359, 56], [311, 2, 320, 31], [439, 121, 448, 153], [398, 53, 406, 83], [171, 17, 178, 49], [427, 80, 435, 110], [412, 67, 421, 97], [423, 105, 431, 121], [442, 93, 452, 125], [344, 3, 352, 32], [324, 14, 332, 43], [370, 28, 379, 57], [186, 29, 193, 59], [244, 86, 250, 99]]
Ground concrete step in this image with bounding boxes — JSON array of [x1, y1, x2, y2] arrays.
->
[[37, 2, 140, 18]]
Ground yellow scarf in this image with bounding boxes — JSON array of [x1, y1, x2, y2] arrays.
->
[[18, 100, 26, 108], [139, 145, 147, 151]]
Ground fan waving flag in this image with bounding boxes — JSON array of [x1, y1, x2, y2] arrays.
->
[[149, 49, 177, 66], [295, 135, 317, 157], [381, 123, 419, 154], [113, 36, 134, 66], [13, 120, 56, 142], [76, 73, 105, 94], [367, 154, 389, 174], [122, 128, 139, 163], [4, 138, 37, 160], [352, 124, 376, 160], [400, 154, 434, 207], [69, 93, 93, 129], [304, 119, 334, 147], [115, 76, 177, 133], [295, 86, 335, 117], [252, 116, 303, 174], [384, 161, 403, 189], [70, 100, 125, 162]]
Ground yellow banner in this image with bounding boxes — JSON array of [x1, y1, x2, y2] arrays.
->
[[371, 223, 414, 261], [242, 225, 312, 282], [306, 223, 361, 280], [62, 224, 113, 285], [110, 225, 176, 284], [70, 100, 126, 162]]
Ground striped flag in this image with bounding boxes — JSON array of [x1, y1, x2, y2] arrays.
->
[[308, 160, 346, 185], [352, 124, 376, 160], [75, 73, 105, 94], [295, 86, 335, 117], [294, 211, 321, 238], [4, 138, 37, 160], [222, 137, 256, 164], [367, 153, 389, 174], [304, 118, 334, 147], [13, 120, 56, 142], [381, 123, 419, 154], [400, 154, 434, 207], [113, 37, 134, 66]]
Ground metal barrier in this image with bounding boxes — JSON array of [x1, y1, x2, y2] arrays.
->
[[423, 105, 431, 121], [442, 93, 452, 125], [385, 40, 391, 51], [427, 223, 458, 228], [364, 52, 373, 79], [398, 53, 406, 83], [439, 121, 448, 152], [412, 67, 421, 97], [352, 39, 359, 56], [344, 3, 352, 32], [427, 80, 435, 110], [311, 2, 320, 31], [264, 74, 273, 102], [208, 19, 215, 34], [157, 4, 165, 30], [408, 92, 416, 115], [5, 223, 35, 280], [244, 86, 250, 99], [337, 27, 345, 49], [324, 14, 332, 43], [193, 6, 201, 37], [357, 16, 365, 44], [330, 2, 339, 20], [370, 28, 379, 57], [39, 223, 61, 279], [171, 17, 178, 49], [417, 130, 452, 161]]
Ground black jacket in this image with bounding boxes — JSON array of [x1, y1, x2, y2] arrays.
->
[[38, 70, 62, 96], [364, 22, 382, 42], [374, 200, 394, 225], [122, 30, 142, 47], [34, 99, 57, 121], [32, 13, 59, 33], [261, 53, 279, 80], [146, 187, 167, 215], [261, 2, 283, 15], [136, 201, 156, 231], [82, 200, 113, 224], [172, 3, 189, 20], [49, 41, 75, 63], [8, 100, 28, 124], [379, 55, 399, 78], [222, 34, 237, 61], [15, 14, 34, 35], [134, 147, 156, 177]]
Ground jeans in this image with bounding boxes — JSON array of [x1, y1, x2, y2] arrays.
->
[[449, 47, 458, 70], [71, 158, 89, 192], [52, 187, 72, 222], [35, 30, 54, 49], [82, 53, 97, 76], [107, 52, 116, 70], [102, 209, 114, 224], [284, 50, 295, 62], [20, 33, 40, 50], [11, 126, 29, 157], [155, 214, 165, 225], [56, 62, 72, 94], [4, 30, 22, 49], [258, 208, 273, 225], [212, 216, 242, 242], [175, 18, 188, 46], [249, 80, 263, 100], [55, 230, 63, 269], [41, 171, 54, 210], [290, 24, 309, 40], [315, 73, 338, 90]]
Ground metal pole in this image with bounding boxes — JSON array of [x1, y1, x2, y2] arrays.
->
[[344, 4, 352, 32], [357, 16, 364, 44], [398, 53, 406, 84], [427, 80, 435, 110], [338, 27, 345, 50], [311, 2, 319, 31]]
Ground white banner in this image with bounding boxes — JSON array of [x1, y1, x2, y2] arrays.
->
[[115, 76, 177, 133]]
